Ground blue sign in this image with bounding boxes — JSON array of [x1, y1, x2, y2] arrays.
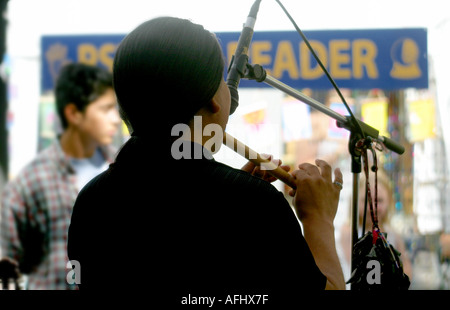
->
[[41, 35, 123, 92], [41, 28, 427, 91], [217, 28, 428, 90]]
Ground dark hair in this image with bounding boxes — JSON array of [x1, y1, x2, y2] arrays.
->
[[113, 16, 225, 136], [55, 63, 113, 129]]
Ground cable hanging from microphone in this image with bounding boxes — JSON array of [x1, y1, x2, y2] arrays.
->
[[274, 0, 365, 139]]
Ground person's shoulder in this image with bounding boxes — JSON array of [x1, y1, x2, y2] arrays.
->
[[70, 169, 115, 227], [16, 142, 67, 184], [170, 158, 287, 214], [197, 160, 293, 220], [207, 159, 280, 193], [31, 140, 65, 165], [2, 143, 62, 193], [99, 144, 118, 163], [77, 167, 113, 197]]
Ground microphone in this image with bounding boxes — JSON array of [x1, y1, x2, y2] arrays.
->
[[226, 0, 262, 115]]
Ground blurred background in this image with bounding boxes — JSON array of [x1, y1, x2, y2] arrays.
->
[[1, 0, 450, 289]]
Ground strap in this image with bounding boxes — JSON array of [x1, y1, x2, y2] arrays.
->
[[355, 137, 380, 241]]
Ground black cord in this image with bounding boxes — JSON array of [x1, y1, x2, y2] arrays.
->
[[275, 0, 365, 139], [362, 183, 368, 237]]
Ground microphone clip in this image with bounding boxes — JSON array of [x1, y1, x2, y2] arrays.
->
[[228, 53, 267, 84], [243, 63, 267, 83], [227, 53, 249, 79]]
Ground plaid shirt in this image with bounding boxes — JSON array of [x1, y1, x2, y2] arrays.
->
[[0, 140, 116, 289]]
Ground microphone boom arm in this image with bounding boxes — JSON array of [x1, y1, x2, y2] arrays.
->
[[244, 63, 405, 155]]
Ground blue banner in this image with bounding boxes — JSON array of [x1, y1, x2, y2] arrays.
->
[[41, 35, 123, 92], [41, 28, 427, 91], [217, 28, 428, 90]]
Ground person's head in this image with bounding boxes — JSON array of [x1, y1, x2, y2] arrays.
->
[[358, 170, 394, 227], [55, 63, 120, 145], [113, 16, 229, 140]]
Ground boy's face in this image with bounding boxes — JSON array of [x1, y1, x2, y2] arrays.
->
[[78, 88, 121, 145]]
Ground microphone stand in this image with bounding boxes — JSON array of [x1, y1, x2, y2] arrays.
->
[[239, 62, 405, 287]]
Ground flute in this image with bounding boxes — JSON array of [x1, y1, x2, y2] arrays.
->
[[223, 132, 297, 189]]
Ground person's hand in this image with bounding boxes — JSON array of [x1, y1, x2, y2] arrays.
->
[[289, 159, 346, 290], [0, 257, 21, 279], [241, 154, 290, 183], [289, 159, 343, 224]]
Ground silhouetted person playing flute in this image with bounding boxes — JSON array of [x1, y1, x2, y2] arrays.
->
[[68, 17, 345, 298]]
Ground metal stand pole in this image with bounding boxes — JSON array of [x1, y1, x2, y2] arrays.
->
[[351, 172, 360, 276]]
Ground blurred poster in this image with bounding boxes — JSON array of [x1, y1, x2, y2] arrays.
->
[[407, 98, 435, 142], [38, 94, 60, 151], [239, 101, 277, 158], [361, 98, 389, 138], [281, 97, 312, 142], [242, 106, 267, 132]]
